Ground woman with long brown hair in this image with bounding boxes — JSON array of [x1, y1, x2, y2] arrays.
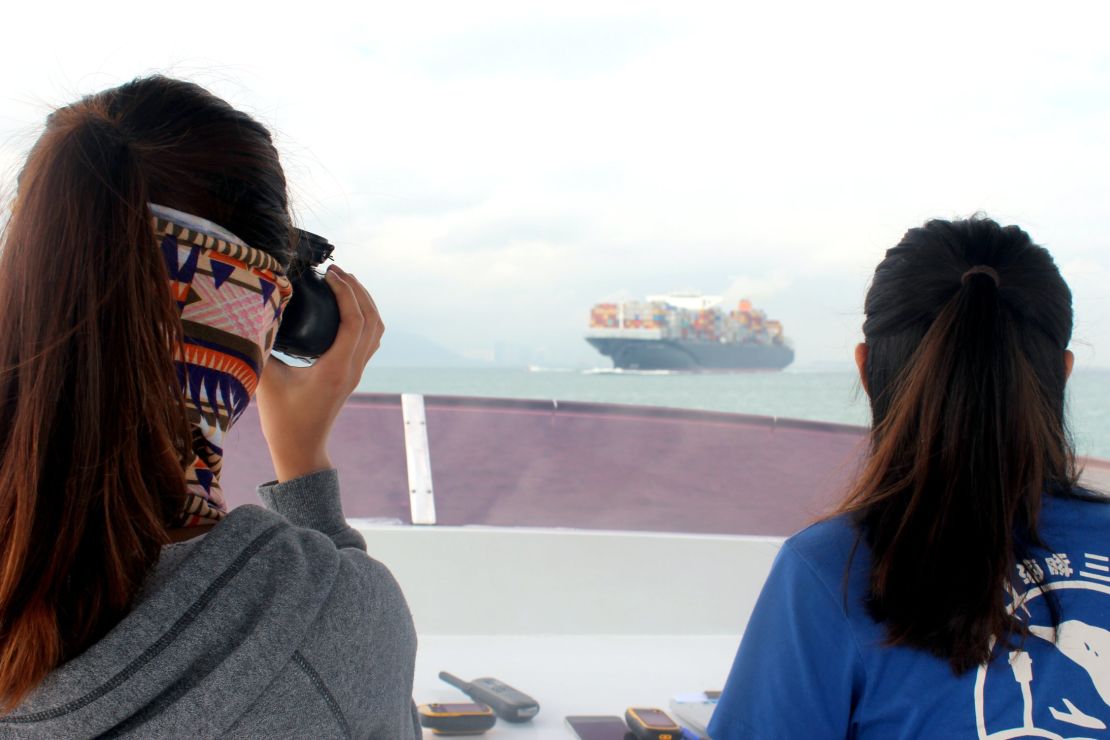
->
[[710, 217, 1110, 738], [0, 76, 420, 737]]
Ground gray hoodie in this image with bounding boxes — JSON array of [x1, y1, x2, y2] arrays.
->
[[0, 469, 421, 739]]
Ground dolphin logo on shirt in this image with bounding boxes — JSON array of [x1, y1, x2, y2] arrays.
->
[[1029, 620, 1110, 708]]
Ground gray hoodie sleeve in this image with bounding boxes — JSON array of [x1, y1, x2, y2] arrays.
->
[[256, 468, 367, 550], [255, 469, 422, 738]]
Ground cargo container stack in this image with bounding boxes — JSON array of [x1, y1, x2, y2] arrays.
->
[[765, 319, 785, 345], [584, 292, 794, 371], [620, 301, 660, 330], [589, 297, 786, 345], [590, 303, 620, 329]]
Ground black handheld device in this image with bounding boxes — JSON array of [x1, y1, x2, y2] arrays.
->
[[438, 671, 540, 722], [566, 715, 636, 740], [272, 229, 340, 361]]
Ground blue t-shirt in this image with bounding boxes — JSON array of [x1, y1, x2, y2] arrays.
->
[[708, 493, 1110, 739]]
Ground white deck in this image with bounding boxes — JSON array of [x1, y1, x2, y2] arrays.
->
[[354, 524, 783, 737], [353, 465, 1110, 737]]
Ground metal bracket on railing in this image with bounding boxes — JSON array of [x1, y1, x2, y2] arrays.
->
[[401, 393, 437, 525]]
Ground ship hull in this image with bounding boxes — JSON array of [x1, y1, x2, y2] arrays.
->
[[586, 337, 794, 371]]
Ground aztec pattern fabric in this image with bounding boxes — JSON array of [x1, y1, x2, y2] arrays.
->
[[151, 205, 293, 527]]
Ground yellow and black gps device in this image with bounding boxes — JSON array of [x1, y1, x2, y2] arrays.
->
[[418, 702, 497, 736], [625, 707, 682, 740]]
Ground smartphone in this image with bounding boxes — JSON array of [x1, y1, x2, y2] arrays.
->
[[418, 702, 497, 735], [566, 715, 637, 740]]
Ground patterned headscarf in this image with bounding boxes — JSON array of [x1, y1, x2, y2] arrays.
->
[[150, 204, 293, 527]]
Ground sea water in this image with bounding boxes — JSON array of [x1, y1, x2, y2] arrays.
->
[[357, 367, 1110, 460]]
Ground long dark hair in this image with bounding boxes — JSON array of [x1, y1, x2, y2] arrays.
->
[[0, 76, 291, 709], [837, 216, 1079, 674]]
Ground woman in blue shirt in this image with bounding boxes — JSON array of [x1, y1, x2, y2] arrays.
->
[[710, 217, 1110, 739]]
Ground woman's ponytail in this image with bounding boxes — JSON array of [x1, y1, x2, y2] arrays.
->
[[0, 102, 191, 709], [0, 75, 290, 709], [839, 217, 1076, 674]]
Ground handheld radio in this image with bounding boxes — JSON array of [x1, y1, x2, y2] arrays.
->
[[438, 671, 540, 722]]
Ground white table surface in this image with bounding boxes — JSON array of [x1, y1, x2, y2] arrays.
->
[[413, 634, 738, 738]]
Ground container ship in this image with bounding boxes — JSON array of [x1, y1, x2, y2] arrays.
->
[[586, 292, 794, 371]]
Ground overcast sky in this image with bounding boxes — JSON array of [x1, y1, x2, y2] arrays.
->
[[2, 1, 1108, 368]]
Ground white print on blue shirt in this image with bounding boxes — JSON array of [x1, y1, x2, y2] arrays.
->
[[975, 551, 1110, 739]]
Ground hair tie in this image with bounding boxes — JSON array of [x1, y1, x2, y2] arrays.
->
[[961, 265, 1001, 286]]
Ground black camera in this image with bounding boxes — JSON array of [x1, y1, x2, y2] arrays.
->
[[272, 229, 341, 361]]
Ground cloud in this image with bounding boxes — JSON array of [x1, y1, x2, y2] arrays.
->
[[414, 17, 676, 80], [722, 274, 793, 305], [436, 213, 589, 254], [1, 1, 1109, 367]]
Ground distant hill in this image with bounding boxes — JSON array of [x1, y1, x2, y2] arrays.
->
[[370, 331, 479, 367]]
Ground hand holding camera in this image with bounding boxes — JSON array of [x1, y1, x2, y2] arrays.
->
[[256, 263, 383, 482]]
